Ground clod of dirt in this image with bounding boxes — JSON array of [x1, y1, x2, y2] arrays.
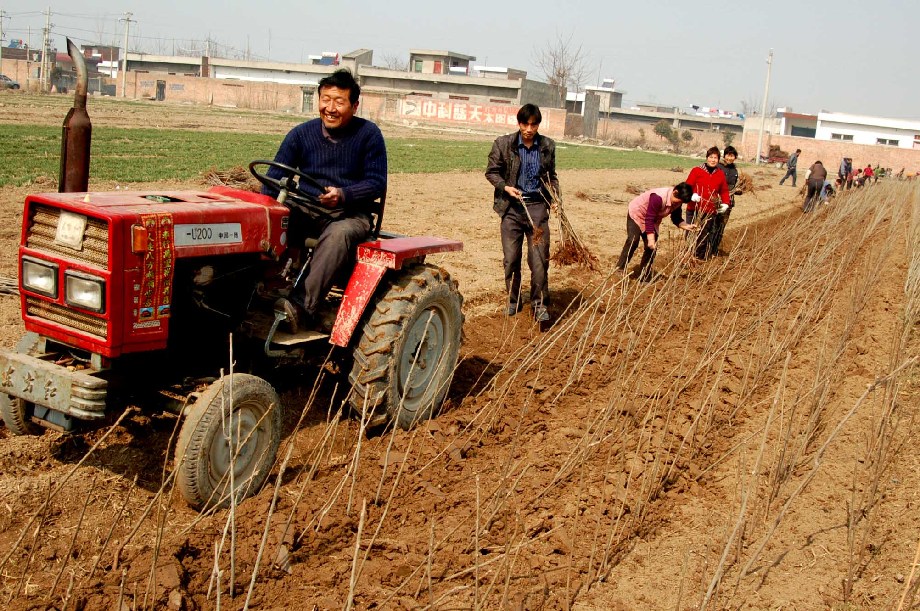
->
[[201, 166, 261, 192], [625, 184, 643, 195]]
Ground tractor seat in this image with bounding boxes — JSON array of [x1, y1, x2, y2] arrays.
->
[[302, 193, 387, 251]]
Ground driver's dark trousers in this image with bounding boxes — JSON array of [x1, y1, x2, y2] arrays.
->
[[295, 211, 371, 315]]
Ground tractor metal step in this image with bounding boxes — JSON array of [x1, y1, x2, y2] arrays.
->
[[271, 329, 329, 345]]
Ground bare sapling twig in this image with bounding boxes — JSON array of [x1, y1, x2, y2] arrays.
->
[[0, 407, 133, 579], [897, 532, 920, 610], [345, 499, 367, 611], [85, 475, 136, 584], [10, 479, 52, 602], [49, 473, 97, 600], [243, 396, 291, 611], [738, 358, 917, 581]]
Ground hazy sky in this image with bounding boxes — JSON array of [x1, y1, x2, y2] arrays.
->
[[2, 0, 915, 119]]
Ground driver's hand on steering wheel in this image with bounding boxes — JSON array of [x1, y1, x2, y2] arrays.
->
[[318, 186, 343, 208]]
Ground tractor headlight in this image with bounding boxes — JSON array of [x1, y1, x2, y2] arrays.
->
[[21, 256, 58, 298], [65, 271, 105, 313]]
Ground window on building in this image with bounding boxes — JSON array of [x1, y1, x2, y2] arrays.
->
[[790, 126, 816, 138], [449, 95, 469, 101], [830, 133, 854, 141], [876, 138, 899, 146], [489, 98, 511, 104], [434, 60, 442, 74], [413, 60, 423, 73]]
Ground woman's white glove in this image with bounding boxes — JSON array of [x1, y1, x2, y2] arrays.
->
[[690, 193, 702, 203]]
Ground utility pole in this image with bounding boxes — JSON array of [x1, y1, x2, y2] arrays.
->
[[39, 7, 51, 93], [755, 49, 774, 165], [119, 12, 132, 97], [0, 10, 6, 76]]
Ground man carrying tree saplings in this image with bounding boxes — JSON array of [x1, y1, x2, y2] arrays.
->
[[485, 103, 560, 324], [616, 182, 699, 282]]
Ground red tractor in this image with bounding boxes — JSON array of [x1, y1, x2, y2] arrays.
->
[[0, 45, 464, 510]]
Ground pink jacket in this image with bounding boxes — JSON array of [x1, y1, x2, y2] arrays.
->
[[628, 187, 681, 233]]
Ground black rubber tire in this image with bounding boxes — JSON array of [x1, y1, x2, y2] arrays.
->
[[174, 374, 281, 511], [348, 264, 464, 429], [0, 393, 41, 435]]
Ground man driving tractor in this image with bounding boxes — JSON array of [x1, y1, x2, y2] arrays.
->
[[263, 69, 388, 331]]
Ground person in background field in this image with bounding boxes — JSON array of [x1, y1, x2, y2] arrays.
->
[[685, 146, 730, 260], [846, 162, 858, 190], [485, 103, 560, 323], [838, 157, 852, 189], [853, 168, 865, 187], [803, 160, 827, 212], [863, 164, 874, 185], [819, 179, 835, 203], [264, 69, 387, 331], [616, 182, 698, 281], [711, 145, 742, 255], [779, 148, 801, 186]]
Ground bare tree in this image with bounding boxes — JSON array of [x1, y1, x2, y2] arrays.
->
[[381, 53, 408, 71], [533, 32, 590, 108], [740, 97, 779, 117]]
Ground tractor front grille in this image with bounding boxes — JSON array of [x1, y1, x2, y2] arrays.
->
[[26, 296, 108, 339], [26, 205, 109, 270]]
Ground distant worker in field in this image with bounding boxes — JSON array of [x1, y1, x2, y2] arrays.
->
[[685, 146, 730, 260], [711, 145, 742, 255], [264, 69, 388, 330], [853, 168, 865, 187], [803, 160, 827, 212], [485, 103, 560, 323], [779, 148, 801, 187], [862, 164, 875, 185], [838, 157, 852, 189], [615, 182, 698, 282]]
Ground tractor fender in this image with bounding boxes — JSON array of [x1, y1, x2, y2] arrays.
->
[[330, 236, 462, 347]]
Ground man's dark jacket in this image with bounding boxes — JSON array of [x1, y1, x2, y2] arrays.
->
[[485, 132, 560, 216]]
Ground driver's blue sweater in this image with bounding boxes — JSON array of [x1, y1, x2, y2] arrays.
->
[[263, 117, 387, 210]]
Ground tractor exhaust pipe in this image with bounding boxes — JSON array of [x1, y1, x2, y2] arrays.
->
[[59, 37, 92, 193]]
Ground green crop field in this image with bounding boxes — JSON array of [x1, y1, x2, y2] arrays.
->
[[0, 123, 690, 187]]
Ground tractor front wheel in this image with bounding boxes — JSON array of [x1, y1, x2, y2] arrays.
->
[[0, 394, 41, 435], [174, 374, 281, 511], [349, 264, 463, 429]]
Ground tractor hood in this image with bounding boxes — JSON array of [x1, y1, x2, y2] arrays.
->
[[23, 186, 291, 259]]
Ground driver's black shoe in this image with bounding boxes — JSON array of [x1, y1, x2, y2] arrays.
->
[[275, 298, 304, 333]]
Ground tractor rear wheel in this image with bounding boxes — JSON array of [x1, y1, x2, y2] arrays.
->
[[0, 394, 41, 435], [349, 264, 463, 429], [175, 374, 281, 510]]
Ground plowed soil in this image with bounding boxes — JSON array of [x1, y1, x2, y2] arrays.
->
[[0, 97, 918, 610]]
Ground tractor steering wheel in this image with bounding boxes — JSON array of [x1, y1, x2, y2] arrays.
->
[[249, 160, 332, 215]]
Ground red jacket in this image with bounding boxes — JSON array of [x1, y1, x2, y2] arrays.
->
[[686, 165, 730, 214]]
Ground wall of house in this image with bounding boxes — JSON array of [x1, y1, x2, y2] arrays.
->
[[519, 79, 560, 110], [119, 70, 306, 111], [359, 66, 521, 102], [209, 65, 318, 85], [780, 116, 817, 136], [385, 92, 565, 138], [815, 120, 917, 149], [594, 116, 730, 154], [0, 58, 40, 89], [740, 130, 920, 173]]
